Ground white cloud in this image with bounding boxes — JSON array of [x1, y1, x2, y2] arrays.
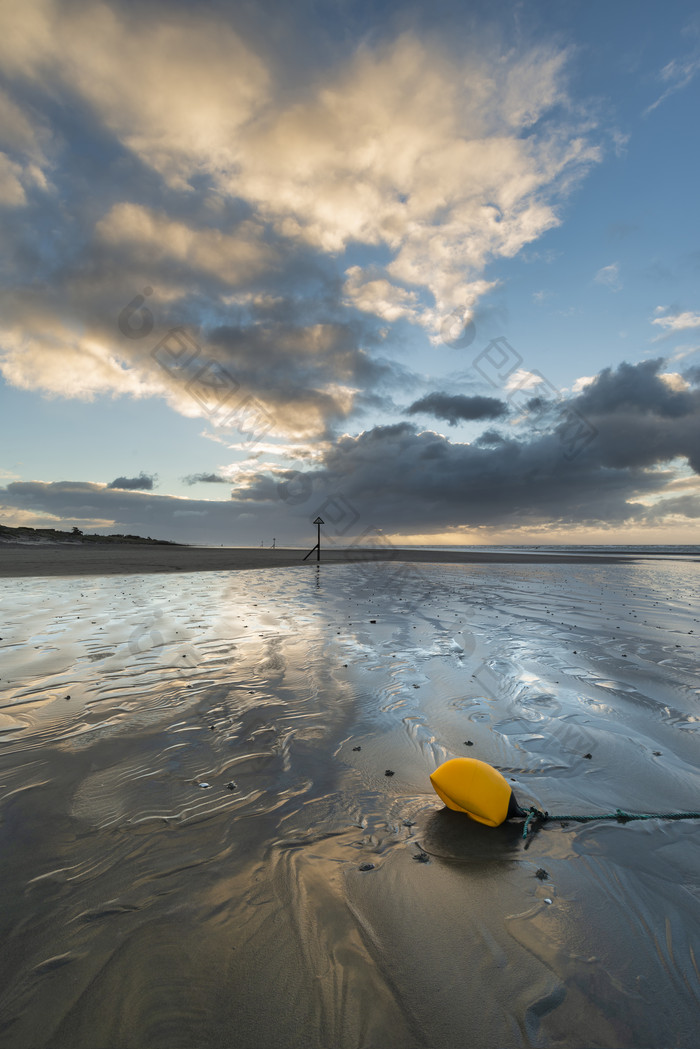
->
[[659, 372, 690, 393], [645, 44, 700, 115], [504, 368, 547, 393], [343, 267, 420, 323], [594, 261, 621, 291], [668, 344, 700, 364], [571, 375, 596, 393], [652, 309, 700, 332]]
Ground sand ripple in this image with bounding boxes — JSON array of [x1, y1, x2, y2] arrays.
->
[[0, 560, 699, 1047]]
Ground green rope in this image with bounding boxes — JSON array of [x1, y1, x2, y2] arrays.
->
[[522, 805, 700, 847]]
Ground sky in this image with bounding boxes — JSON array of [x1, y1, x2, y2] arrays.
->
[[1, 0, 699, 548]]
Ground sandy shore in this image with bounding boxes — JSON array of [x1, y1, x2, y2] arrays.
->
[[1, 558, 699, 1048], [0, 542, 638, 577]]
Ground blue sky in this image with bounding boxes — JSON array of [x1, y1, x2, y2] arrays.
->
[[1, 0, 699, 546]]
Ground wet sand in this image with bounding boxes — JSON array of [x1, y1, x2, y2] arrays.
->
[[1, 559, 699, 1048], [0, 542, 644, 578]]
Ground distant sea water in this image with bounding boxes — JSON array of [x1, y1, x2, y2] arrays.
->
[[212, 543, 700, 559], [400, 544, 700, 557]]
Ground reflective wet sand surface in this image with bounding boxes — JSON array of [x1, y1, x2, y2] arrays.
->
[[1, 560, 699, 1048]]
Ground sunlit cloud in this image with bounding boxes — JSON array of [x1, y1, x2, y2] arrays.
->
[[96, 204, 278, 288]]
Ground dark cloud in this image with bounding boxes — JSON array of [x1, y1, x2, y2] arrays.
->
[[0, 481, 270, 545], [198, 320, 404, 438], [405, 392, 508, 425], [574, 359, 694, 418], [570, 359, 700, 472], [3, 358, 700, 545], [107, 473, 156, 490], [266, 424, 655, 532], [475, 429, 506, 446], [233, 359, 700, 536], [182, 473, 230, 485]]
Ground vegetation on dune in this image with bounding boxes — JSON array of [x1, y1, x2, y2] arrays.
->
[[0, 525, 182, 546]]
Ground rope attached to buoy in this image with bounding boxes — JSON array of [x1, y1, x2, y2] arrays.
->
[[428, 756, 700, 848], [522, 805, 700, 847]]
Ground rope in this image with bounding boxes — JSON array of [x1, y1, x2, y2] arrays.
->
[[522, 805, 700, 847]]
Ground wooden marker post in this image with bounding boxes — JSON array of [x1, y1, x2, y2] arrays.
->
[[303, 517, 324, 561]]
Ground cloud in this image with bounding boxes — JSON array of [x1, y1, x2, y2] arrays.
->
[[652, 308, 700, 332], [239, 422, 654, 533], [107, 472, 156, 490], [0, 1, 270, 191], [474, 429, 506, 446], [0, 3, 602, 351], [182, 472, 230, 485], [405, 392, 508, 425], [0, 2, 609, 458], [643, 493, 700, 521], [95, 204, 278, 289], [343, 268, 421, 324], [569, 358, 700, 471], [3, 360, 699, 542], [571, 375, 596, 393], [0, 476, 298, 545], [573, 358, 694, 417], [594, 262, 621, 291], [0, 86, 52, 204], [645, 35, 700, 115], [235, 358, 700, 534], [0, 153, 27, 205]]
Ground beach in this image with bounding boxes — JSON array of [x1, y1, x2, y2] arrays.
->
[[0, 542, 662, 578], [1, 556, 699, 1048]]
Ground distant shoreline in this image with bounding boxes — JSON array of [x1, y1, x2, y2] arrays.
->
[[0, 542, 683, 578]]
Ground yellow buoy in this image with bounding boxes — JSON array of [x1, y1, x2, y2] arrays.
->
[[430, 757, 521, 827]]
